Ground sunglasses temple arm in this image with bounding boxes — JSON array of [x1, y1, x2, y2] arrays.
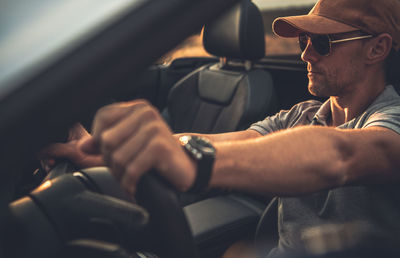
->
[[330, 35, 373, 44]]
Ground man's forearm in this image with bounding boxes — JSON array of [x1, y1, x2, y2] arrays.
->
[[209, 126, 400, 197], [173, 129, 261, 143]]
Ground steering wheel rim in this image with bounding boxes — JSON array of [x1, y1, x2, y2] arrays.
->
[[49, 164, 198, 258]]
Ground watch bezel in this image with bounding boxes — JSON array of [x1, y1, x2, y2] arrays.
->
[[179, 135, 215, 160]]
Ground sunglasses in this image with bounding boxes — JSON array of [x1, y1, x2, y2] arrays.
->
[[298, 33, 373, 56]]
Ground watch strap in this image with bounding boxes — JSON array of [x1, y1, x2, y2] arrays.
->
[[179, 135, 215, 193], [187, 154, 214, 193]]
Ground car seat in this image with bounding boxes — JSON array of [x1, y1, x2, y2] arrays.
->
[[163, 0, 278, 133]]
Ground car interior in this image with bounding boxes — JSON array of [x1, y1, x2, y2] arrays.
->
[[162, 0, 278, 134], [0, 0, 349, 257]]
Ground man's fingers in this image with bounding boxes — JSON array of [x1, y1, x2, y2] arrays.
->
[[89, 99, 195, 195], [80, 137, 101, 155], [100, 105, 160, 155], [38, 143, 73, 172], [106, 120, 164, 182], [119, 146, 156, 195], [68, 123, 91, 140], [91, 100, 166, 182], [39, 142, 71, 159], [91, 100, 150, 139]]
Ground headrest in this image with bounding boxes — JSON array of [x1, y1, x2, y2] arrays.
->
[[203, 0, 265, 61]]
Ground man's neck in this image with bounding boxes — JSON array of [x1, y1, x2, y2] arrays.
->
[[329, 76, 386, 127]]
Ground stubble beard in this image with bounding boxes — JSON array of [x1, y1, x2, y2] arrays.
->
[[307, 72, 345, 98], [307, 63, 334, 97], [308, 76, 331, 97]]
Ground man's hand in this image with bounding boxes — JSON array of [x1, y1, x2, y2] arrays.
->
[[80, 100, 196, 195], [39, 123, 104, 171]]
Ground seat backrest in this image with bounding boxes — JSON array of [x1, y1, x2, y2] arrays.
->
[[164, 0, 278, 133]]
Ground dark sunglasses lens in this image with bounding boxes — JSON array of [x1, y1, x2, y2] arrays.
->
[[299, 34, 308, 52], [298, 34, 331, 56], [312, 34, 330, 56]]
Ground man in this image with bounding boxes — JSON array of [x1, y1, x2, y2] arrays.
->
[[42, 0, 400, 256]]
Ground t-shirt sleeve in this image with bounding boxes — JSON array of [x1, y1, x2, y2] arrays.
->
[[248, 111, 287, 135], [363, 106, 400, 135], [248, 100, 322, 135]]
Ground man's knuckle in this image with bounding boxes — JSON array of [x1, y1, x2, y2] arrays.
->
[[140, 122, 162, 141], [149, 136, 169, 155], [136, 99, 151, 106], [100, 132, 115, 150], [140, 106, 159, 121], [151, 122, 164, 134], [126, 164, 141, 183], [111, 151, 125, 168], [96, 104, 116, 119]]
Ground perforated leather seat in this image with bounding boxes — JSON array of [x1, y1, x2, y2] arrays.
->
[[163, 0, 278, 133]]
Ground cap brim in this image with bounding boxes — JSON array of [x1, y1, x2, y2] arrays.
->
[[273, 14, 358, 37]]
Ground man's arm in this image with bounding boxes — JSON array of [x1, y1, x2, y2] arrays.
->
[[39, 119, 260, 171], [211, 125, 400, 196], [174, 130, 261, 143], [83, 100, 400, 197]]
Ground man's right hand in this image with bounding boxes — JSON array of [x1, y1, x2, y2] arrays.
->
[[80, 100, 197, 195]]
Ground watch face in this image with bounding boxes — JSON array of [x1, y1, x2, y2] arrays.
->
[[179, 135, 216, 160], [189, 136, 214, 150]]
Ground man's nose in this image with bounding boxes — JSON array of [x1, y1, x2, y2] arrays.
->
[[301, 39, 319, 63]]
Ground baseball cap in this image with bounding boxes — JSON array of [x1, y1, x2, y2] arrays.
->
[[272, 0, 400, 51]]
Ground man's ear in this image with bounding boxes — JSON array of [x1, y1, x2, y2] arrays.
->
[[365, 33, 392, 64]]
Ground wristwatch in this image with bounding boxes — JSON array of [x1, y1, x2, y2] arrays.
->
[[178, 135, 216, 193]]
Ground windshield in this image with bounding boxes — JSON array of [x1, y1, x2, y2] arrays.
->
[[0, 0, 146, 100]]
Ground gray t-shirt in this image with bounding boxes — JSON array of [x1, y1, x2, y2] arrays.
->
[[249, 85, 400, 256]]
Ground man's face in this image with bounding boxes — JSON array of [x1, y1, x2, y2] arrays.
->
[[300, 32, 366, 98]]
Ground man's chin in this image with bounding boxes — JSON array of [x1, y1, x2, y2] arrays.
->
[[308, 83, 329, 98]]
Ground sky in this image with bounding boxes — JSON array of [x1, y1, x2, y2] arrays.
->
[[253, 0, 317, 10]]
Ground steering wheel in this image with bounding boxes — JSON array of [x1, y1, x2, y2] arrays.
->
[[134, 169, 197, 258], [80, 166, 197, 258], [11, 164, 198, 258]]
